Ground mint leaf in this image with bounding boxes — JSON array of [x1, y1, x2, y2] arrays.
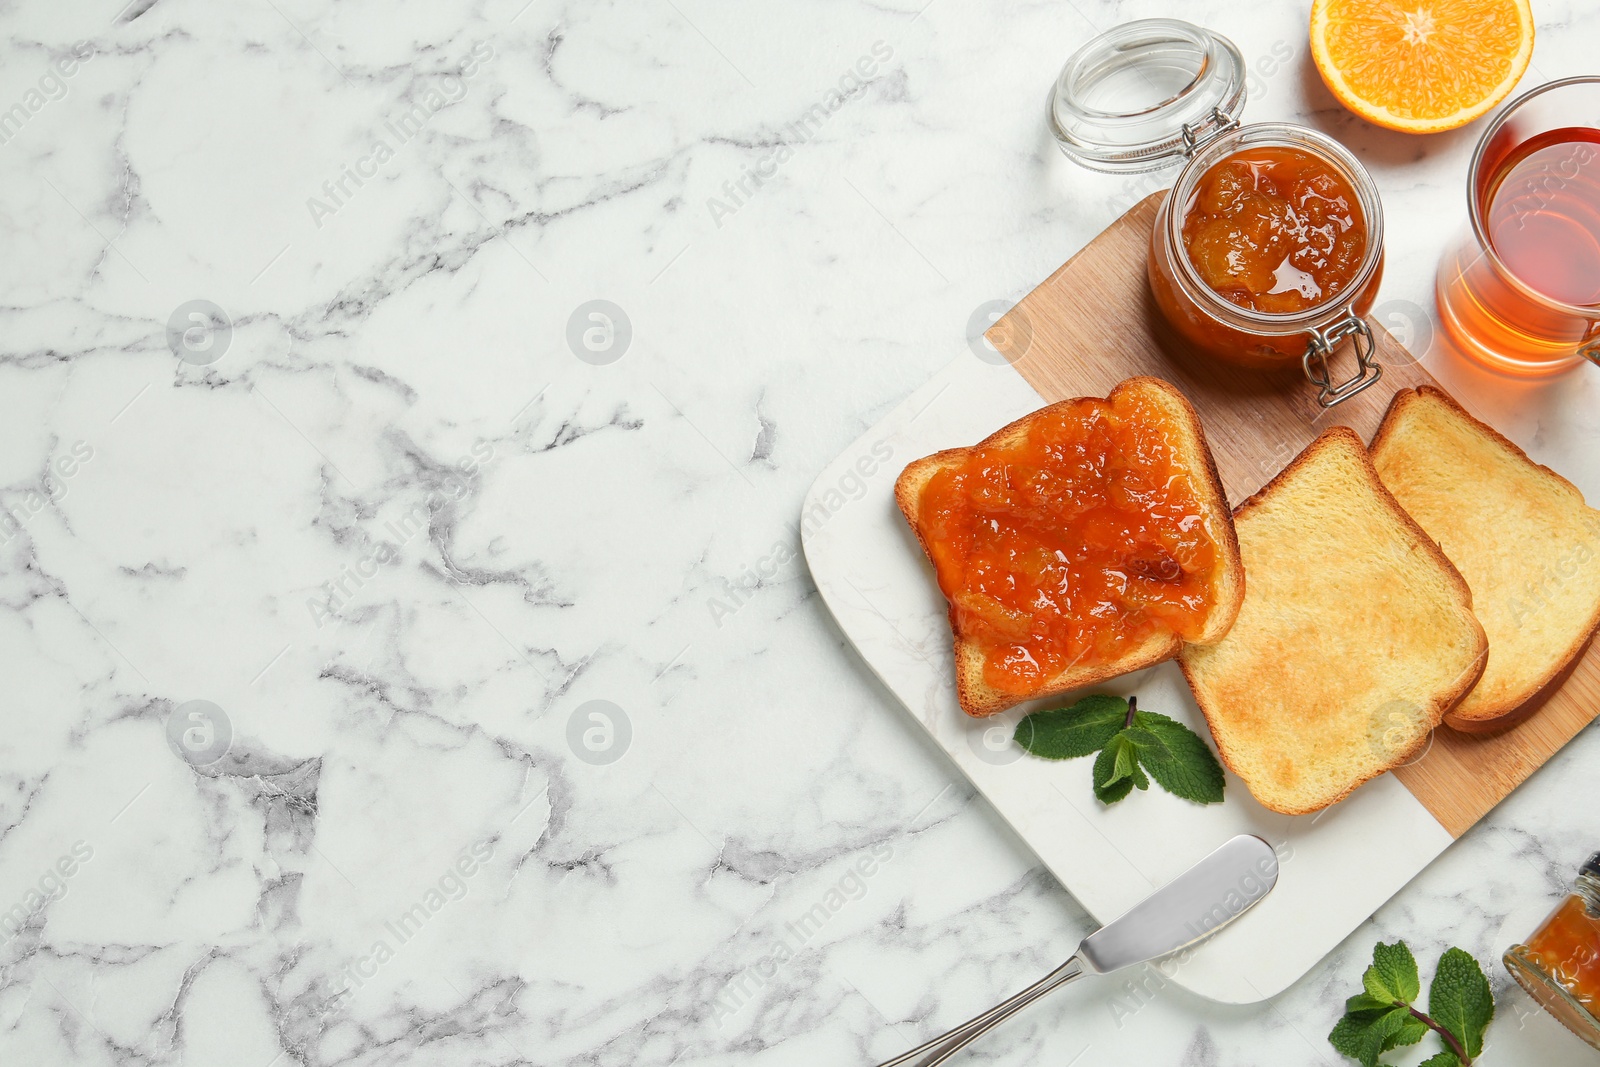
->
[[1428, 948, 1493, 1060], [1015, 695, 1127, 759], [1094, 773, 1134, 805], [1095, 738, 1126, 789], [1364, 941, 1421, 1004], [1118, 725, 1164, 750], [1329, 1013, 1382, 1066], [1329, 1007, 1416, 1067], [1113, 733, 1142, 784], [1092, 734, 1146, 804], [1344, 993, 1393, 1014], [1129, 712, 1225, 804], [1415, 1054, 1461, 1067], [1387, 1012, 1429, 1051]]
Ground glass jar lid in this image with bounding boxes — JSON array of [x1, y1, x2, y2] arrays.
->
[[1048, 18, 1247, 173]]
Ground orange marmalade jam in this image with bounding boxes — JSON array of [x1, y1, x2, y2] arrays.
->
[[917, 390, 1220, 696], [1182, 145, 1367, 314], [1521, 895, 1600, 1007]]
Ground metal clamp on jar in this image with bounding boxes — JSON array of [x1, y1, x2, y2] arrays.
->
[[1048, 19, 1386, 407]]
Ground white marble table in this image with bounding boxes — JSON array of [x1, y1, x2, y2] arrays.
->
[[2, 1, 1598, 1064]]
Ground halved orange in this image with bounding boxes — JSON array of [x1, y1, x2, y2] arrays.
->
[[1310, 0, 1534, 133]]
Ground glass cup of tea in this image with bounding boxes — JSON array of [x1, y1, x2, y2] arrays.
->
[[1436, 77, 1600, 376]]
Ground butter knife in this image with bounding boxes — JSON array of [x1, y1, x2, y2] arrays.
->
[[872, 834, 1280, 1067]]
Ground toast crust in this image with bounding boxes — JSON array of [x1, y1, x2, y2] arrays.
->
[[895, 377, 1244, 718], [1371, 385, 1600, 733], [1179, 426, 1488, 815]]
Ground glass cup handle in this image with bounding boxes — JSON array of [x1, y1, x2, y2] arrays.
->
[[1581, 330, 1600, 367], [1303, 308, 1383, 407]]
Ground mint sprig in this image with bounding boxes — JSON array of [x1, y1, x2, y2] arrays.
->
[[1014, 695, 1224, 806], [1329, 941, 1495, 1067]]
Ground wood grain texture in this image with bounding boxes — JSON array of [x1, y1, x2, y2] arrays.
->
[[989, 191, 1600, 839]]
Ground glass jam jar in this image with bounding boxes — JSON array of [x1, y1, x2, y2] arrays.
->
[[1504, 851, 1600, 1050], [1048, 19, 1387, 407]]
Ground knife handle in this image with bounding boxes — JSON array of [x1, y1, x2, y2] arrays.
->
[[870, 955, 1085, 1067]]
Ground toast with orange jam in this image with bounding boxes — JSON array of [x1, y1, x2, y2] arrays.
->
[[895, 377, 1244, 717]]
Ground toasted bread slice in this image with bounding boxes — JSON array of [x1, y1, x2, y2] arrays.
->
[[1371, 386, 1600, 733], [896, 377, 1244, 717], [1179, 427, 1487, 815]]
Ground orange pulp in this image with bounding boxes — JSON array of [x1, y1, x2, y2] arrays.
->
[[917, 390, 1221, 696], [1182, 145, 1368, 314], [1523, 894, 1600, 1006]]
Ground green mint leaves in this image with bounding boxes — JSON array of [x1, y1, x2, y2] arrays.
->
[[1330, 998, 1428, 1067], [1365, 940, 1422, 1004], [1329, 941, 1495, 1067], [1428, 949, 1495, 1061], [1093, 732, 1146, 803], [1014, 693, 1125, 759], [1014, 695, 1224, 806]]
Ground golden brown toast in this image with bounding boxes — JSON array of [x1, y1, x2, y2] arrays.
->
[[896, 376, 1244, 717], [1179, 426, 1488, 815], [1371, 386, 1600, 733]]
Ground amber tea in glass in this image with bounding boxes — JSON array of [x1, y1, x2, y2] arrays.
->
[[1437, 77, 1600, 375]]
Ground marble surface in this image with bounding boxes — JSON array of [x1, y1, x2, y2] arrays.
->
[[1, 1, 1597, 1065]]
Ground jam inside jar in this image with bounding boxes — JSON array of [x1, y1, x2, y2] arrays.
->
[[1503, 852, 1600, 1050], [1148, 123, 1386, 396], [1182, 146, 1368, 316]]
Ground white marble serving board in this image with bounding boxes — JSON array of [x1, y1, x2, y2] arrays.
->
[[801, 352, 1455, 1004]]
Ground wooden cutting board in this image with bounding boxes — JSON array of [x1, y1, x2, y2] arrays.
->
[[988, 191, 1600, 839]]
